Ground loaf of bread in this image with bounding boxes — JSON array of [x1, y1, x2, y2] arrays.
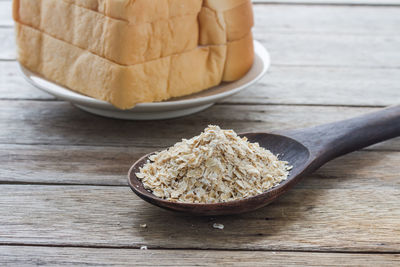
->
[[13, 0, 255, 109], [14, 0, 200, 65]]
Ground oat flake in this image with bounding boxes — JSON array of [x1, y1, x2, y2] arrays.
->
[[136, 125, 290, 203], [213, 223, 225, 230]]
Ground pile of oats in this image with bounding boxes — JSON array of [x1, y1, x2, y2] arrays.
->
[[136, 125, 290, 203]]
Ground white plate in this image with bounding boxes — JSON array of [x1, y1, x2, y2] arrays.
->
[[19, 41, 270, 120]]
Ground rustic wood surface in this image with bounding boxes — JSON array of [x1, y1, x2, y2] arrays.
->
[[2, 247, 400, 267], [0, 247, 399, 266], [0, 0, 399, 265]]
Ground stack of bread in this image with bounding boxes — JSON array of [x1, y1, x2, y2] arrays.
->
[[13, 0, 254, 109]]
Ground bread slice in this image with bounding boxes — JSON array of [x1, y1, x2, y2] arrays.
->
[[199, 0, 254, 45], [13, 0, 200, 65], [223, 31, 254, 82]]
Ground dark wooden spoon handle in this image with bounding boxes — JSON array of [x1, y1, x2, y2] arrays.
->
[[281, 105, 400, 166]]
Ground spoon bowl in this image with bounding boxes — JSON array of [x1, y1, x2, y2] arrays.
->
[[128, 106, 400, 216], [128, 134, 310, 215]]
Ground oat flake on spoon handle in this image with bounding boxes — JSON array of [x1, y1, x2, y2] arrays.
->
[[136, 126, 291, 203]]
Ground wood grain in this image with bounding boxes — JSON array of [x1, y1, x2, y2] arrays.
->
[[0, 184, 399, 251], [256, 33, 400, 68], [254, 5, 400, 35], [2, 61, 400, 107], [2, 26, 400, 67], [0, 246, 399, 266], [1, 144, 398, 186], [2, 5, 400, 66], [2, 4, 399, 106], [0, 144, 153, 185], [0, 101, 398, 149], [224, 66, 400, 106], [0, 1, 12, 27], [3, 4, 400, 33], [0, 27, 15, 60], [1, 0, 399, 264], [0, 62, 55, 100]]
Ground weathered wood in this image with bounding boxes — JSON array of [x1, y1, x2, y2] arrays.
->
[[2, 61, 400, 107], [256, 33, 400, 68], [128, 106, 400, 216], [3, 26, 400, 67], [254, 5, 400, 35], [0, 1, 12, 27], [3, 4, 400, 33], [0, 184, 399, 251], [0, 62, 55, 100], [225, 65, 400, 106], [0, 101, 398, 149], [2, 4, 399, 106], [3, 5, 400, 66], [0, 246, 399, 267], [0, 144, 153, 185], [1, 1, 399, 264], [1, 144, 398, 186], [0, 27, 15, 60]]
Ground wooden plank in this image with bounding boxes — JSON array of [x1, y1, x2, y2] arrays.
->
[[1, 144, 399, 186], [1, 0, 400, 25], [253, 5, 400, 35], [2, 5, 399, 103], [0, 184, 399, 251], [0, 246, 399, 266], [10, 30, 400, 68], [224, 65, 400, 106], [0, 144, 153, 185], [4, 27, 400, 67], [3, 6, 400, 66], [3, 4, 400, 33], [0, 62, 55, 100], [4, 32, 399, 66], [0, 1, 12, 27], [0, 27, 15, 60], [0, 101, 398, 149], [2, 61, 400, 107], [255, 33, 400, 68]]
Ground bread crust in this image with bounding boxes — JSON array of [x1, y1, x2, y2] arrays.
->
[[199, 0, 254, 45], [203, 0, 249, 11], [63, 0, 203, 24], [223, 32, 254, 82]]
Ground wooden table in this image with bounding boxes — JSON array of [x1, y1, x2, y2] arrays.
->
[[1, 0, 400, 266]]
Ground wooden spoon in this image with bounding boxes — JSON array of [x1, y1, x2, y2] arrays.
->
[[128, 106, 400, 215]]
